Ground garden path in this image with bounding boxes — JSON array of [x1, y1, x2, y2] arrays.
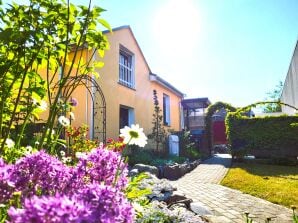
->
[[171, 154, 293, 223]]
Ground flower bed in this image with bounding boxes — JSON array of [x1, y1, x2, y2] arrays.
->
[[0, 148, 133, 222]]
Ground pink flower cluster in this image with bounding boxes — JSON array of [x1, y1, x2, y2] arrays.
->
[[0, 148, 133, 223]]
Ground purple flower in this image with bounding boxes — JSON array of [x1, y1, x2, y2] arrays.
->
[[9, 151, 72, 198], [2, 147, 134, 223], [0, 159, 14, 203], [8, 195, 91, 223], [72, 147, 128, 190], [0, 157, 5, 167], [69, 98, 78, 107], [76, 183, 134, 222]]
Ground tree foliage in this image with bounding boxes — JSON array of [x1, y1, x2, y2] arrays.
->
[[263, 81, 283, 113], [0, 0, 110, 157]]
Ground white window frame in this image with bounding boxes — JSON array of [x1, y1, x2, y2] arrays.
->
[[119, 105, 135, 130], [119, 46, 135, 89], [163, 94, 171, 126]]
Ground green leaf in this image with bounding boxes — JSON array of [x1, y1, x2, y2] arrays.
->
[[98, 18, 111, 31]]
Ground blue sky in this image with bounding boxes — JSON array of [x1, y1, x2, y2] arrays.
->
[[96, 0, 298, 107], [3, 0, 298, 107]]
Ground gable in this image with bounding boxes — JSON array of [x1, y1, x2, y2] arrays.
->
[[103, 26, 151, 75]]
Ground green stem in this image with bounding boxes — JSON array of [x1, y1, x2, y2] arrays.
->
[[0, 72, 27, 152], [113, 138, 132, 186], [15, 107, 33, 149], [38, 0, 92, 150], [50, 125, 64, 155]]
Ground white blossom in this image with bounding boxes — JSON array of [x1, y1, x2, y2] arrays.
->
[[58, 116, 70, 127], [5, 138, 15, 148], [120, 124, 147, 147], [75, 152, 87, 159]]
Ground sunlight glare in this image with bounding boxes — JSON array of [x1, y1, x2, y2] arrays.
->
[[152, 0, 201, 56]]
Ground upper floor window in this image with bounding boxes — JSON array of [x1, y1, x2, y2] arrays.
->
[[119, 46, 135, 88], [163, 94, 170, 126]]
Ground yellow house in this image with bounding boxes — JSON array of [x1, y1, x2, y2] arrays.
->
[[54, 26, 185, 144]]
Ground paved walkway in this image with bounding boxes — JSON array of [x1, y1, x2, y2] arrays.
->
[[171, 154, 293, 223]]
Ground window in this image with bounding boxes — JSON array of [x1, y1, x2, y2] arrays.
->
[[163, 94, 170, 126], [119, 46, 135, 88], [119, 105, 135, 130]]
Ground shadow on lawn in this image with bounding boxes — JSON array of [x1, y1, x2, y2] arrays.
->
[[230, 161, 298, 178]]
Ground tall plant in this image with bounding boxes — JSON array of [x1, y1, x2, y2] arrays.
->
[[263, 80, 283, 113], [0, 0, 110, 157], [149, 90, 167, 152]]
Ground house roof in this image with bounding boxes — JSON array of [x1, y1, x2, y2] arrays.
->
[[149, 73, 185, 98], [106, 26, 184, 98], [76, 25, 184, 98], [181, 97, 211, 109], [103, 25, 152, 73]]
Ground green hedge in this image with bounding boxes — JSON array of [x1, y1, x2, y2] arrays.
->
[[226, 113, 298, 159]]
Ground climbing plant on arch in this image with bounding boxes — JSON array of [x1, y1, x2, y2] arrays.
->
[[234, 101, 297, 114], [205, 102, 236, 153]]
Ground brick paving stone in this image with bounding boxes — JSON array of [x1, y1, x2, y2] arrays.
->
[[170, 154, 293, 223]]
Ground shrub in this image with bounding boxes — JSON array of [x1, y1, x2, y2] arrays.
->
[[168, 155, 188, 164], [178, 131, 201, 160], [150, 156, 187, 166], [125, 149, 153, 166], [226, 113, 298, 159]]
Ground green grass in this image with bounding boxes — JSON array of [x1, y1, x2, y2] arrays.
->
[[221, 162, 298, 208]]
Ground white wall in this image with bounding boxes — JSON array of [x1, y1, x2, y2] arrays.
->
[[281, 41, 298, 115]]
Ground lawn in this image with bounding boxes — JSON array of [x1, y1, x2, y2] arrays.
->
[[221, 162, 298, 208]]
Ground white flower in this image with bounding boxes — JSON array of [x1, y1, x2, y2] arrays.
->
[[32, 98, 47, 111], [39, 100, 47, 111], [132, 202, 144, 213], [35, 141, 40, 145], [120, 124, 147, 147], [24, 146, 33, 155], [5, 138, 15, 148], [62, 156, 72, 164], [32, 98, 38, 106], [58, 116, 70, 127], [75, 152, 87, 159], [60, 151, 66, 157]]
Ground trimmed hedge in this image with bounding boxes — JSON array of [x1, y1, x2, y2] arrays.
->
[[226, 113, 298, 159]]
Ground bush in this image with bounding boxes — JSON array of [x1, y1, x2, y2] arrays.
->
[[226, 113, 298, 159], [168, 155, 188, 164], [150, 156, 187, 166], [125, 149, 153, 166], [177, 131, 201, 160]]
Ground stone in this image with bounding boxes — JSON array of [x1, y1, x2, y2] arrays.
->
[[132, 163, 159, 176], [165, 192, 193, 209], [163, 164, 182, 180], [138, 173, 177, 202], [190, 202, 213, 215], [128, 168, 139, 177], [141, 200, 208, 223], [189, 162, 196, 170], [186, 164, 192, 172], [180, 163, 189, 175]]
